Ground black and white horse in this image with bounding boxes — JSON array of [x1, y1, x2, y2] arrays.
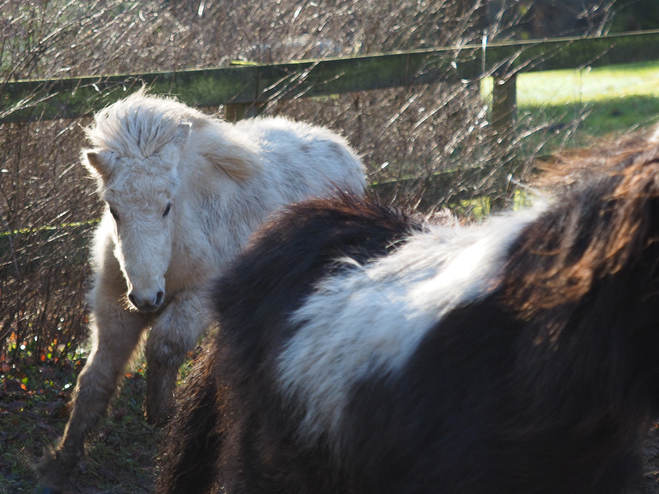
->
[[159, 139, 659, 494]]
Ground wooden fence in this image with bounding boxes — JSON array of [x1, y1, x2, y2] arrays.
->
[[3, 29, 659, 362], [3, 29, 659, 127], [1, 28, 659, 229]]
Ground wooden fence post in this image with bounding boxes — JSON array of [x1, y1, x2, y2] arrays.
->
[[490, 69, 517, 211], [224, 102, 267, 122], [223, 60, 268, 122]]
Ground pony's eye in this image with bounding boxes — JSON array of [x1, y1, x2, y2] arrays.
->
[[109, 207, 119, 222], [163, 203, 171, 217]]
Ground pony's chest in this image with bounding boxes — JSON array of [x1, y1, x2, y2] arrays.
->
[[165, 223, 248, 293], [165, 235, 217, 292]]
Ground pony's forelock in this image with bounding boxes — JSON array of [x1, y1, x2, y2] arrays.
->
[[85, 90, 205, 160]]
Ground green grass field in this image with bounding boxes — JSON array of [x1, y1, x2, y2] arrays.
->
[[482, 60, 659, 142], [516, 61, 659, 106], [452, 62, 659, 216]]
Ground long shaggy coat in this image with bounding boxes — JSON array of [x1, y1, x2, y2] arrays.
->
[[160, 141, 659, 494]]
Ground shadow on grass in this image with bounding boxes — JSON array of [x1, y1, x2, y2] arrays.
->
[[519, 94, 659, 156]]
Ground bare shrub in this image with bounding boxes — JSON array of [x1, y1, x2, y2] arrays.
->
[[0, 118, 97, 363], [0, 0, 612, 362]]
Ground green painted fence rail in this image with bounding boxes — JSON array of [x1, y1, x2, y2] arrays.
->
[[2, 29, 659, 124]]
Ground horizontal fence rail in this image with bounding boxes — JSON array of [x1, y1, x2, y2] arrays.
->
[[2, 30, 659, 263], [2, 29, 659, 124]]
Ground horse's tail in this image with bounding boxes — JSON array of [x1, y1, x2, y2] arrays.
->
[[157, 349, 222, 494]]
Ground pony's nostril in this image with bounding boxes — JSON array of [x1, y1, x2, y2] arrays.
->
[[128, 291, 162, 312], [128, 291, 163, 311]]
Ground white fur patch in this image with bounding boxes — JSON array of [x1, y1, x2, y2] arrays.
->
[[276, 208, 543, 453], [84, 90, 365, 307]]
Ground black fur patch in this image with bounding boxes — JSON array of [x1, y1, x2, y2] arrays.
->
[[214, 194, 421, 375], [160, 149, 659, 494], [159, 194, 420, 493]]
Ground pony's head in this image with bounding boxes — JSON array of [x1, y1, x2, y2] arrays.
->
[[84, 144, 186, 311], [82, 91, 264, 311], [82, 92, 192, 312]]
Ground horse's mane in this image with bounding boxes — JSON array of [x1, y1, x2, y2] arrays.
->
[[505, 136, 659, 317], [85, 89, 212, 159], [531, 126, 658, 189]]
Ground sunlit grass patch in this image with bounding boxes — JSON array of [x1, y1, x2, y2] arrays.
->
[[518, 62, 659, 106], [450, 190, 535, 220], [481, 61, 659, 141], [482, 61, 659, 106]]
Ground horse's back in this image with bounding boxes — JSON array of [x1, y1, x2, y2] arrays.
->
[[234, 116, 365, 195]]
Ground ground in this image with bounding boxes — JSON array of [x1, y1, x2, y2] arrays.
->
[[0, 359, 159, 494], [3, 357, 659, 493]]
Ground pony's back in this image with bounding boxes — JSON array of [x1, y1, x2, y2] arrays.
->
[[160, 134, 659, 494]]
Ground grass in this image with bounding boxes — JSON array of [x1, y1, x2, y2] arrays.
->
[[516, 61, 659, 106], [0, 341, 201, 493], [482, 60, 659, 146], [0, 357, 160, 493]]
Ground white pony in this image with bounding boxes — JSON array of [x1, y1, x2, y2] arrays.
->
[[37, 90, 365, 491]]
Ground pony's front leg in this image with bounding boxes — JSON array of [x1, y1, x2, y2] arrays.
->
[[37, 296, 150, 491], [144, 290, 210, 426]]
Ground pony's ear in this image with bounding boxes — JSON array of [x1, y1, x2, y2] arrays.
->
[[195, 123, 263, 182], [82, 149, 113, 182]]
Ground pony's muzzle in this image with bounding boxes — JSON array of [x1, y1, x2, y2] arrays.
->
[[128, 289, 165, 312]]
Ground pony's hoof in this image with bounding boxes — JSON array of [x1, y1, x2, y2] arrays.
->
[[35, 446, 78, 494], [144, 409, 169, 427], [144, 395, 172, 427]]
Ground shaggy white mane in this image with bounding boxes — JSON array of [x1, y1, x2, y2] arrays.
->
[[85, 89, 208, 159]]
